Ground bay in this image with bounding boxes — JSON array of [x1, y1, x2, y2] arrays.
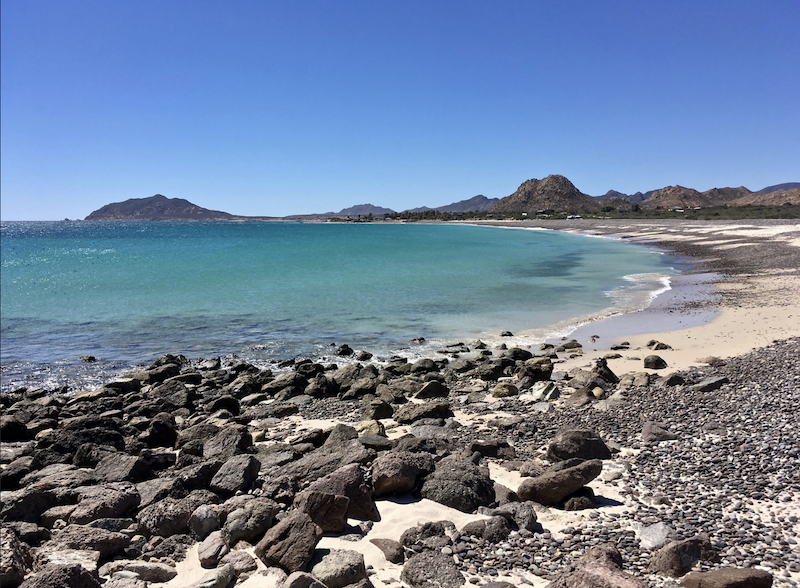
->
[[1, 220, 675, 392]]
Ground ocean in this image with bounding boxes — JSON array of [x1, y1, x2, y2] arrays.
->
[[0, 221, 676, 392]]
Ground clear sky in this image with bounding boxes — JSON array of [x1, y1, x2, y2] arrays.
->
[[2, 1, 798, 220]]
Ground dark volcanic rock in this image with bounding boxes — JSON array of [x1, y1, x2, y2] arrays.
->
[[516, 459, 602, 506], [393, 401, 452, 424], [371, 451, 434, 497], [307, 464, 379, 522], [1, 527, 31, 587], [369, 538, 405, 564], [644, 355, 668, 369], [547, 543, 646, 588], [276, 439, 375, 487], [69, 483, 140, 524], [95, 453, 153, 483], [18, 562, 101, 588], [680, 567, 773, 588], [401, 551, 465, 588], [547, 428, 612, 461], [203, 425, 252, 460], [221, 497, 277, 545], [649, 535, 711, 577], [254, 511, 322, 573], [40, 524, 130, 559], [419, 456, 495, 512], [137, 491, 219, 537], [209, 454, 261, 495], [293, 490, 350, 533]]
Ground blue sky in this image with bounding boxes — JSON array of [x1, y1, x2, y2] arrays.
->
[[2, 1, 798, 220]]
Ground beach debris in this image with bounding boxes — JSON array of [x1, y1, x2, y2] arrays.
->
[[610, 341, 630, 350], [644, 354, 668, 369]]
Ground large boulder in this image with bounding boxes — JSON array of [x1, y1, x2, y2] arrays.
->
[[1, 527, 31, 587], [393, 401, 452, 425], [137, 491, 219, 537], [275, 439, 375, 487], [221, 497, 277, 545], [680, 567, 773, 588], [419, 457, 495, 512], [94, 454, 153, 483], [306, 464, 379, 522], [209, 454, 261, 496], [69, 483, 140, 524], [401, 551, 464, 588], [38, 524, 130, 559], [293, 491, 350, 533], [254, 511, 323, 573], [516, 459, 602, 506], [18, 563, 101, 588], [371, 451, 434, 497], [309, 549, 367, 588], [203, 426, 252, 460], [547, 543, 646, 588], [547, 428, 611, 461], [649, 535, 712, 577]]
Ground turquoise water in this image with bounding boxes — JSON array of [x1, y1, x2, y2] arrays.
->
[[0, 221, 675, 391]]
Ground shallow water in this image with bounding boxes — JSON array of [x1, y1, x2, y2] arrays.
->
[[1, 221, 676, 392]]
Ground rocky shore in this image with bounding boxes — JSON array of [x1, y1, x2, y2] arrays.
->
[[2, 219, 799, 588], [2, 332, 798, 588]]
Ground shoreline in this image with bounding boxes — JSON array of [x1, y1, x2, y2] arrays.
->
[[3, 219, 799, 393], [472, 219, 800, 373]]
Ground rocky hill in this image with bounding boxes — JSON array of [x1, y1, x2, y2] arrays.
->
[[85, 195, 235, 221], [732, 188, 800, 206], [757, 183, 800, 193], [406, 195, 499, 214], [488, 175, 601, 214], [641, 185, 800, 209], [330, 204, 397, 216]]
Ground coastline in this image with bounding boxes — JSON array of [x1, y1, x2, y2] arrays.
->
[[472, 219, 800, 373]]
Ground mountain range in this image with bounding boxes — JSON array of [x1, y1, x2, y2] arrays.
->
[[83, 178, 800, 220]]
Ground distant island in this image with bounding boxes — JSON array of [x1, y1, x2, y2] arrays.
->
[[83, 177, 800, 221]]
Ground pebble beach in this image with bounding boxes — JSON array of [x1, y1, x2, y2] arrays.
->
[[2, 219, 800, 588]]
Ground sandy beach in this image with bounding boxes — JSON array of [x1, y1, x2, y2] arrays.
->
[[475, 219, 800, 374], [2, 219, 799, 588]]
